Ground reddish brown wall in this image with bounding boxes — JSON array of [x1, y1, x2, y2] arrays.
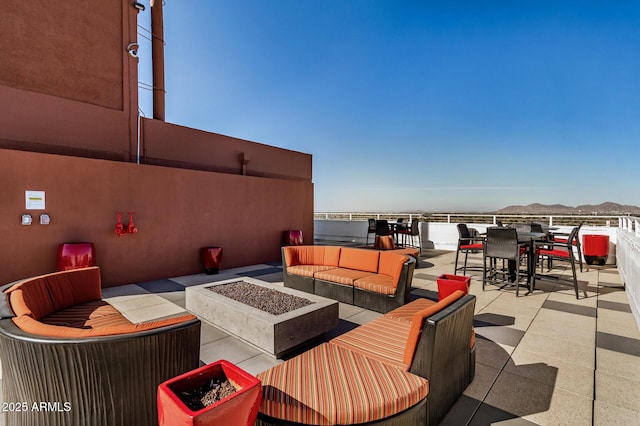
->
[[0, 149, 313, 287], [142, 119, 312, 181], [0, 0, 138, 160]]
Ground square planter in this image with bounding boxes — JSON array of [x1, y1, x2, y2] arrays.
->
[[158, 360, 261, 426], [436, 274, 470, 301]]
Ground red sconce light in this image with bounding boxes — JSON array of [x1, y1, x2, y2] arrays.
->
[[115, 212, 138, 237]]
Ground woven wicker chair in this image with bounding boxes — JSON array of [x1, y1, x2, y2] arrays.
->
[[398, 220, 421, 254], [482, 227, 530, 296]]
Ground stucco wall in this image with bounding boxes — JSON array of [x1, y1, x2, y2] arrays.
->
[[142, 119, 312, 181], [0, 149, 313, 287], [0, 0, 138, 159]]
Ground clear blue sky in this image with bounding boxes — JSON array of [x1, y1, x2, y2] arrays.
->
[[137, 1, 640, 212]]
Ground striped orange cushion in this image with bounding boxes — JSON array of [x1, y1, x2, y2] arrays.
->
[[40, 300, 130, 328], [403, 291, 465, 366], [353, 274, 397, 295], [384, 298, 436, 323], [330, 317, 410, 370], [314, 268, 373, 286], [257, 343, 428, 425], [12, 314, 197, 338], [287, 265, 336, 278]]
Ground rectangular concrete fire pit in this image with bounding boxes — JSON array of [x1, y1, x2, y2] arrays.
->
[[186, 277, 339, 358]]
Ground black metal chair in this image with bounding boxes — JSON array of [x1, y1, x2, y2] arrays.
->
[[365, 218, 377, 246], [549, 222, 584, 272], [398, 220, 421, 254], [533, 226, 582, 299], [454, 224, 485, 275], [482, 227, 530, 296]]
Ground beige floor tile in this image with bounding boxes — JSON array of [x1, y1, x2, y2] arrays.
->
[[199, 336, 262, 365], [101, 284, 150, 297], [533, 308, 596, 331], [593, 400, 640, 425], [475, 337, 515, 370], [596, 348, 640, 383], [484, 370, 592, 425], [236, 353, 282, 376], [523, 385, 593, 426], [527, 316, 595, 347], [464, 363, 502, 401], [480, 297, 542, 319], [547, 290, 598, 307], [347, 309, 383, 325], [516, 332, 594, 369], [597, 316, 640, 340], [122, 302, 187, 323], [338, 302, 365, 319], [596, 370, 640, 412], [507, 348, 594, 398]]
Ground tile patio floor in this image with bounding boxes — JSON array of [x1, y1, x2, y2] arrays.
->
[[3, 248, 638, 425]]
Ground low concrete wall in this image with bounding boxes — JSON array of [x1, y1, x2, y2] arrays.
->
[[616, 229, 640, 330]]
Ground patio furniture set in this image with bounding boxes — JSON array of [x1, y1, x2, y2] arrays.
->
[[1, 243, 477, 425], [454, 222, 589, 299]]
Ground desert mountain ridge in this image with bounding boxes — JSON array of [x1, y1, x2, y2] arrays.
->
[[493, 202, 640, 215]]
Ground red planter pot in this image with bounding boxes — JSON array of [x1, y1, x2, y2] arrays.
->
[[158, 360, 261, 426], [282, 230, 303, 246], [582, 234, 610, 266], [200, 247, 223, 275], [56, 243, 96, 271], [437, 274, 471, 301]]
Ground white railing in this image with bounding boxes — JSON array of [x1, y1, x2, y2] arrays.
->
[[314, 212, 623, 227]]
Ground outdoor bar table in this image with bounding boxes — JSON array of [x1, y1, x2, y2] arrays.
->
[[517, 231, 548, 292]]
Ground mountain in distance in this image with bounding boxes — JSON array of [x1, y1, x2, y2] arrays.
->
[[494, 202, 640, 215]]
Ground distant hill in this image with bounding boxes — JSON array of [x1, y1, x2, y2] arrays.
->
[[494, 202, 640, 215]]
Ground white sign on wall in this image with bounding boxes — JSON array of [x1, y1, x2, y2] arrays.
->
[[25, 190, 45, 210]]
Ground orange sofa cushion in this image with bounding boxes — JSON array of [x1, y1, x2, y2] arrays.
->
[[402, 291, 465, 366], [283, 246, 341, 268], [384, 298, 436, 323], [314, 268, 373, 286], [330, 316, 411, 370], [353, 274, 398, 295], [40, 300, 131, 328], [12, 314, 197, 338], [286, 265, 336, 278], [338, 247, 380, 273], [5, 267, 102, 320], [257, 342, 428, 425], [378, 252, 408, 283]]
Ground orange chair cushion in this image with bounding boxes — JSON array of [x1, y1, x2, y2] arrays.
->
[[329, 317, 411, 370], [384, 298, 437, 323], [12, 313, 197, 338], [282, 246, 341, 268], [40, 300, 131, 328], [314, 268, 373, 286], [257, 342, 428, 425], [378, 252, 408, 283], [338, 248, 380, 273], [5, 267, 102, 320], [353, 274, 397, 295], [403, 290, 465, 366], [286, 265, 336, 278]]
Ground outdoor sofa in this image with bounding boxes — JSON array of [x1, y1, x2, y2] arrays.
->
[[256, 290, 477, 425], [0, 267, 201, 426], [281, 246, 416, 313]]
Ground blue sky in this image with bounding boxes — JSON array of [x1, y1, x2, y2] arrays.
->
[[137, 1, 640, 212]]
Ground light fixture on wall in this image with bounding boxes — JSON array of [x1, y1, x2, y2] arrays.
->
[[21, 214, 32, 226], [133, 2, 146, 12], [127, 43, 140, 58]]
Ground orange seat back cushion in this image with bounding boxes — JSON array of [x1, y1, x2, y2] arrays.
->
[[339, 248, 380, 273], [283, 246, 341, 268]]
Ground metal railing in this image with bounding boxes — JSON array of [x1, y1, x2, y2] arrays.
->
[[314, 212, 626, 227]]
